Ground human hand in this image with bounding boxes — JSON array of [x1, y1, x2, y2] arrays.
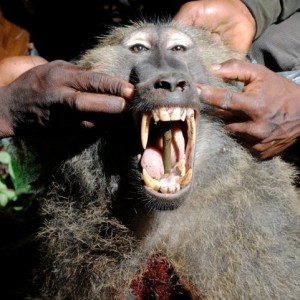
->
[[198, 59, 300, 159], [0, 60, 135, 138], [173, 0, 256, 55]]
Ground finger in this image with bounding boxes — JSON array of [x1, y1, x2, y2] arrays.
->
[[198, 83, 253, 113], [74, 71, 135, 99], [67, 92, 128, 114], [251, 141, 292, 159], [214, 108, 235, 120], [210, 59, 267, 83], [225, 122, 269, 141], [80, 120, 96, 129]]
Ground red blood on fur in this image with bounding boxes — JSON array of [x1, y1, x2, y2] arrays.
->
[[129, 254, 195, 299]]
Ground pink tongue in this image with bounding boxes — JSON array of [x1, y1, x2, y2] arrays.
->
[[141, 148, 164, 179], [141, 124, 185, 179]]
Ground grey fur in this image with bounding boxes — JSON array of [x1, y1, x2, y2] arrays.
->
[[28, 22, 300, 299]]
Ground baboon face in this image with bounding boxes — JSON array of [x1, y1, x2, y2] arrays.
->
[[83, 23, 236, 210]]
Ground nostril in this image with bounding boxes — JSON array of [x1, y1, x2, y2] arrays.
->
[[177, 80, 187, 91], [155, 80, 172, 90], [154, 78, 188, 92]]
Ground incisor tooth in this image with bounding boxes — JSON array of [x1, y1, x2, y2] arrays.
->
[[168, 184, 181, 193], [143, 168, 160, 191], [171, 107, 181, 120], [152, 110, 160, 122], [160, 186, 168, 194], [159, 108, 171, 121], [180, 109, 187, 121], [141, 113, 151, 149]]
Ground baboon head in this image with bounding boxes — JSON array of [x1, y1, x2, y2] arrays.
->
[[79, 22, 241, 210]]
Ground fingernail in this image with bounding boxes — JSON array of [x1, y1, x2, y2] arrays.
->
[[210, 64, 222, 71], [124, 87, 135, 98], [196, 87, 201, 95]]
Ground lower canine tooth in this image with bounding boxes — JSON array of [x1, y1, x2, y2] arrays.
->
[[143, 168, 159, 191], [177, 158, 186, 176], [177, 168, 193, 186]]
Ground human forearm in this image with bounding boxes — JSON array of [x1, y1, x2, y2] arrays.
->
[[242, 0, 300, 39]]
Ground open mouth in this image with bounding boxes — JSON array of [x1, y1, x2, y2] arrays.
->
[[139, 107, 196, 196]]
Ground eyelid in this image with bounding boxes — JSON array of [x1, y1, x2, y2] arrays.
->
[[124, 39, 151, 49], [130, 44, 149, 52], [165, 34, 193, 49], [169, 45, 186, 51]]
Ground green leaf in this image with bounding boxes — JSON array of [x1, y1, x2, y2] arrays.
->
[[0, 194, 8, 207], [0, 187, 17, 206], [0, 150, 15, 179], [0, 151, 11, 164]]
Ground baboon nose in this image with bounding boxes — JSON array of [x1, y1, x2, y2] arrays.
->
[[154, 75, 188, 92]]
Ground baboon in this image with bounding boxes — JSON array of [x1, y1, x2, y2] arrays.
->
[[18, 21, 300, 299]]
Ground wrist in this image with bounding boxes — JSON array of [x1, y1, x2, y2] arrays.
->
[[241, 0, 281, 39], [0, 86, 14, 138], [238, 0, 256, 39]]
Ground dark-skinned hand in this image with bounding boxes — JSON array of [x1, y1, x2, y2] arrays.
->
[[0, 58, 135, 138], [198, 59, 300, 159], [173, 0, 256, 55]]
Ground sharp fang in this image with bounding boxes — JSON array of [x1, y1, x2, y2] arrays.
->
[[143, 168, 160, 191], [187, 111, 196, 144], [180, 108, 187, 121], [176, 168, 193, 186], [141, 113, 151, 149], [177, 158, 186, 176]]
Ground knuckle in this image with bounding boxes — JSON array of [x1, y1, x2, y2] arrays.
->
[[46, 60, 70, 82], [64, 92, 80, 110], [222, 90, 234, 109], [250, 125, 269, 140], [224, 58, 241, 69], [96, 73, 122, 95]]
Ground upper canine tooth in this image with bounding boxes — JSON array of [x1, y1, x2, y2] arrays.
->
[[158, 107, 171, 121], [187, 112, 196, 144], [141, 113, 151, 149], [170, 107, 181, 120]]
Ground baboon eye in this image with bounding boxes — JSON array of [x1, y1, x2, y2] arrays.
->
[[171, 45, 186, 52], [130, 44, 149, 53]]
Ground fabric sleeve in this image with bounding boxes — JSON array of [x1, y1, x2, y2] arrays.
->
[[242, 0, 300, 39]]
